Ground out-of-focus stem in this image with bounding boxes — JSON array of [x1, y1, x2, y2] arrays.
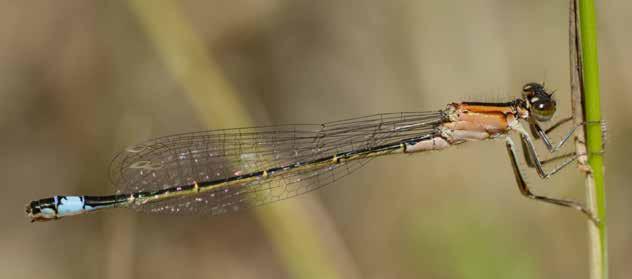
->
[[126, 1, 355, 278]]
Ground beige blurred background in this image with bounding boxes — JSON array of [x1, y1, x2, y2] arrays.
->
[[1, 1, 629, 278]]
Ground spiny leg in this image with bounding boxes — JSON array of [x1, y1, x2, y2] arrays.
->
[[526, 116, 572, 141], [521, 141, 579, 168], [530, 119, 604, 153], [530, 120, 582, 152], [540, 152, 576, 165], [522, 116, 576, 167], [505, 137, 598, 224], [523, 119, 606, 169], [520, 137, 537, 168], [523, 151, 578, 168], [518, 131, 577, 179], [544, 116, 573, 134]]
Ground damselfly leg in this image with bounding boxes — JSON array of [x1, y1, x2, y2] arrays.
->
[[506, 120, 601, 224], [505, 136, 598, 224], [522, 117, 605, 168]]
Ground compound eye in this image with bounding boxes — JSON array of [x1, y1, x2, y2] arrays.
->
[[531, 98, 556, 121]]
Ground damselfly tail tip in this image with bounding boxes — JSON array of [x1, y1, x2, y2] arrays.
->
[[25, 201, 39, 223], [26, 198, 58, 223], [25, 202, 32, 217]]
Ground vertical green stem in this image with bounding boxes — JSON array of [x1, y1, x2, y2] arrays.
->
[[578, 0, 608, 278]]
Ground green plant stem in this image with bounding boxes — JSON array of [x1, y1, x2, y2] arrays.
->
[[578, 0, 607, 278]]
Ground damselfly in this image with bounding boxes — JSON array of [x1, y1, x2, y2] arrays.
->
[[26, 83, 598, 223]]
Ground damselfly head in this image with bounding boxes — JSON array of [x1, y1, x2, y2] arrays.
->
[[522, 82, 556, 122]]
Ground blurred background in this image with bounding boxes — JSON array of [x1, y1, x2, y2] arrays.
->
[[1, 1, 629, 278]]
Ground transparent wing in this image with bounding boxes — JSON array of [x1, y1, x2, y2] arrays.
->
[[138, 157, 375, 215], [109, 111, 443, 215]]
